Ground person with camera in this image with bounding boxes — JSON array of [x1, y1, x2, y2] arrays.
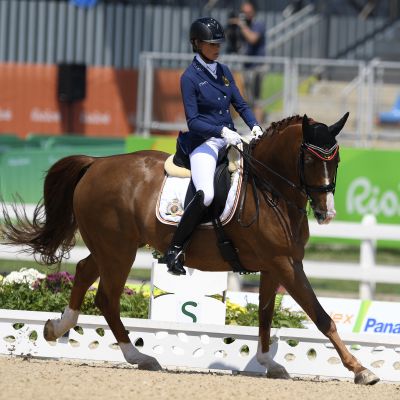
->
[[228, 1, 266, 124], [164, 17, 263, 276]]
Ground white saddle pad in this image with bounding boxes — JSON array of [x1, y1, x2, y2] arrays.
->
[[156, 169, 242, 226]]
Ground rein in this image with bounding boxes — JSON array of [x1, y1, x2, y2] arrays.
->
[[234, 140, 339, 227]]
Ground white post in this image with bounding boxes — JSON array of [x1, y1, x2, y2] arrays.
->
[[227, 272, 242, 292], [136, 52, 146, 135], [290, 61, 299, 114], [143, 54, 154, 137], [283, 59, 292, 116], [356, 62, 366, 146], [359, 214, 377, 300], [365, 60, 376, 143]]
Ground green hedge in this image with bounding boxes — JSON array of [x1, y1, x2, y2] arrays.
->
[[0, 270, 306, 328]]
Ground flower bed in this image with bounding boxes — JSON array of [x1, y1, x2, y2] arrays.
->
[[0, 268, 306, 328]]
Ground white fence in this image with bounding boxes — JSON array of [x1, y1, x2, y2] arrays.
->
[[1, 204, 400, 300], [1, 309, 400, 382], [308, 214, 400, 299]]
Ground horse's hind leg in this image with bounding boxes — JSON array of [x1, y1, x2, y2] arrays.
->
[[257, 271, 290, 379], [94, 257, 162, 371], [44, 255, 99, 341], [276, 257, 379, 385]]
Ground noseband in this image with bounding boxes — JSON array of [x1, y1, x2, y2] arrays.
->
[[299, 142, 339, 198]]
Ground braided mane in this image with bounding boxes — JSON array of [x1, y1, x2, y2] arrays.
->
[[250, 115, 303, 149], [264, 115, 303, 137]]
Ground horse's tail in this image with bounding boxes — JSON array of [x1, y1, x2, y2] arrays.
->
[[1, 155, 95, 266]]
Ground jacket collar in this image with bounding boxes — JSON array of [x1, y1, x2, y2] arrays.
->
[[191, 57, 230, 95]]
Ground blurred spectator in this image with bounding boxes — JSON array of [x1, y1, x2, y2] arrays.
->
[[227, 1, 266, 124], [225, 10, 243, 54]]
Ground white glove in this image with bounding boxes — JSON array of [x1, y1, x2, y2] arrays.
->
[[221, 127, 242, 146], [251, 125, 263, 138]]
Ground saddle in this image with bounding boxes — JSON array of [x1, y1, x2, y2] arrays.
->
[[164, 141, 251, 274], [164, 141, 240, 223]]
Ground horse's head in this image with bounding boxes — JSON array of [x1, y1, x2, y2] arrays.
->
[[301, 112, 349, 224]]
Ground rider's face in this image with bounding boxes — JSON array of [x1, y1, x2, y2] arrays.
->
[[198, 41, 221, 61]]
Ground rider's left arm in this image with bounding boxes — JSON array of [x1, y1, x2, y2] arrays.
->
[[224, 68, 259, 129]]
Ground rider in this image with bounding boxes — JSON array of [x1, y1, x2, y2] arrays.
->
[[165, 17, 263, 276]]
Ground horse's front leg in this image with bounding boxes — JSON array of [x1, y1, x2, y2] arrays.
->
[[275, 257, 379, 385], [257, 271, 290, 379]]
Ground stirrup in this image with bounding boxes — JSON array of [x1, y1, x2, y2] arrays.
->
[[165, 247, 186, 276]]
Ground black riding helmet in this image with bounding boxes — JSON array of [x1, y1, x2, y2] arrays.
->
[[190, 17, 225, 52]]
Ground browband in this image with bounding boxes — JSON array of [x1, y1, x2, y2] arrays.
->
[[303, 142, 339, 161]]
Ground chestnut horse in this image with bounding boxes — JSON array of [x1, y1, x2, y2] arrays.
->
[[1, 114, 379, 384]]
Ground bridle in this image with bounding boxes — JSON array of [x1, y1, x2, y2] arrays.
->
[[299, 142, 339, 198], [234, 140, 340, 227]]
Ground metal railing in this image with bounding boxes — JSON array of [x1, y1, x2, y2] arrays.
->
[[136, 52, 400, 147], [267, 4, 319, 53]]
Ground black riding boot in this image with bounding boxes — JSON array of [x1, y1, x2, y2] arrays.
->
[[165, 190, 207, 275]]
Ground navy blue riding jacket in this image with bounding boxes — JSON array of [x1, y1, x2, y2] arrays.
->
[[178, 57, 258, 155]]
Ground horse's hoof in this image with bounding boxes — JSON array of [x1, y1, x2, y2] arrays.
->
[[266, 366, 291, 380], [43, 319, 57, 341], [137, 357, 163, 371], [354, 369, 380, 385]]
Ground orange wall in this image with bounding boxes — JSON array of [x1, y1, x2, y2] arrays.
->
[[0, 63, 138, 138], [153, 68, 186, 135], [0, 63, 244, 138]]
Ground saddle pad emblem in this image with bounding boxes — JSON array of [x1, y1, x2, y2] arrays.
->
[[166, 198, 184, 217]]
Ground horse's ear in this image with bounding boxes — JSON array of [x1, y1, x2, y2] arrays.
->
[[328, 112, 349, 137], [302, 114, 311, 142]]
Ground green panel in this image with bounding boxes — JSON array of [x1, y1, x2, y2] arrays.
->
[[261, 73, 284, 113], [24, 134, 57, 149], [0, 133, 24, 153], [125, 135, 176, 154], [334, 147, 400, 224], [51, 135, 124, 147], [307, 147, 400, 248], [25, 133, 125, 149], [125, 136, 156, 153], [0, 133, 19, 141], [0, 146, 124, 203], [150, 136, 177, 154]]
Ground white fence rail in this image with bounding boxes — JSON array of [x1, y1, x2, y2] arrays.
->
[[1, 309, 399, 382], [1, 204, 400, 300]]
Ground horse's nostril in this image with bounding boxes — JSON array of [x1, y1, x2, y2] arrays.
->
[[314, 209, 326, 220]]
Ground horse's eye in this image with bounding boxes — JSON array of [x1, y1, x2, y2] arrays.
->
[[304, 154, 314, 164]]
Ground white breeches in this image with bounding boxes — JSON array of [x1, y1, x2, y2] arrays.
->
[[189, 137, 227, 207]]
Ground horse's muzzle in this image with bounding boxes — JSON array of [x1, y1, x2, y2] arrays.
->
[[313, 208, 336, 225]]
